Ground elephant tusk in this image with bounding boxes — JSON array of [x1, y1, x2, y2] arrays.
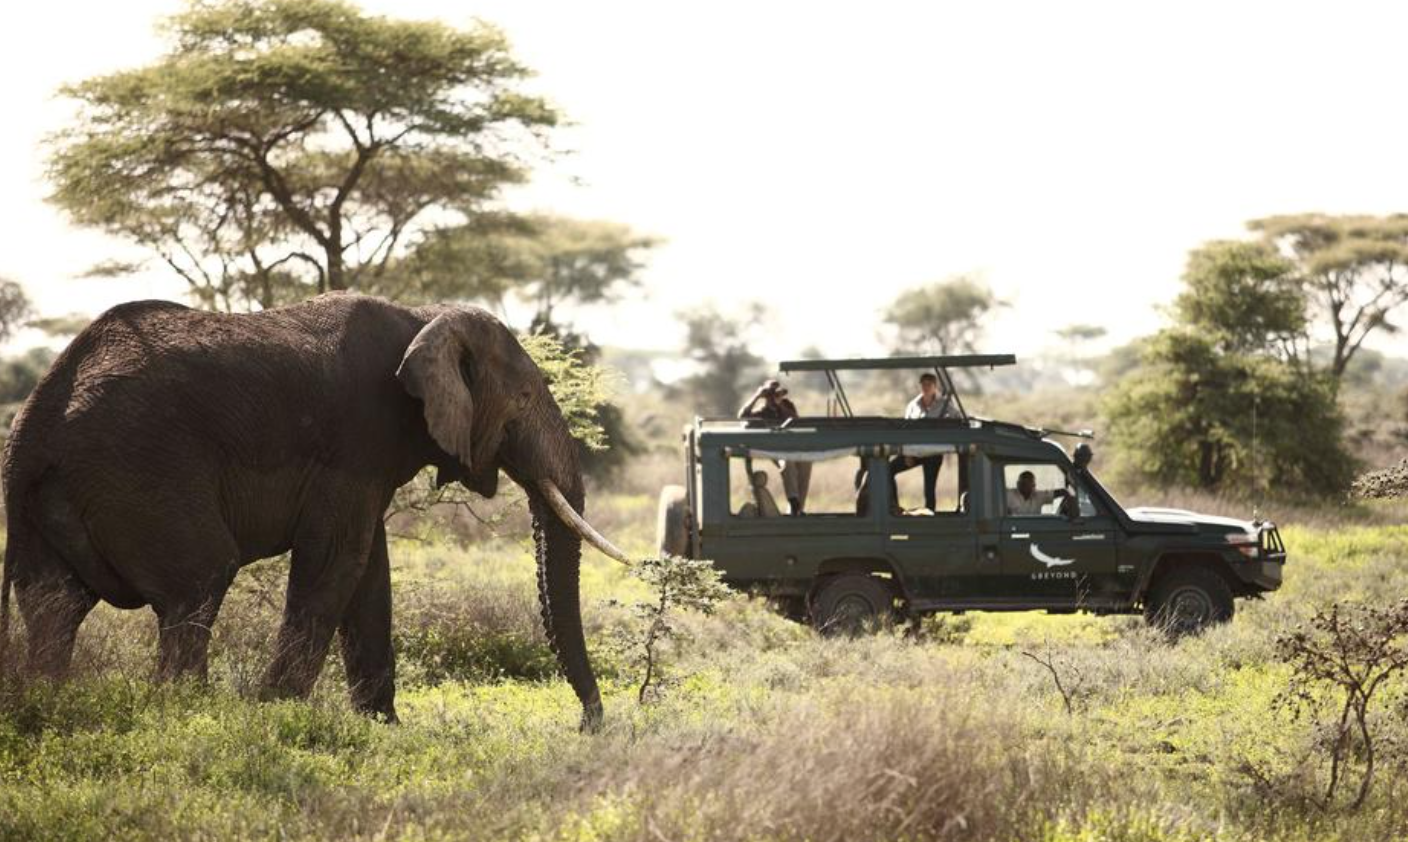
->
[[539, 480, 633, 566]]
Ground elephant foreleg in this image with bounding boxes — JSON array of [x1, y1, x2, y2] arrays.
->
[[338, 520, 397, 722], [261, 512, 376, 703]]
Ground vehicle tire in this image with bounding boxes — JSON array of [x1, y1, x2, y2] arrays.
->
[[770, 595, 810, 624], [1144, 565, 1234, 637], [656, 484, 694, 558], [811, 574, 897, 636]]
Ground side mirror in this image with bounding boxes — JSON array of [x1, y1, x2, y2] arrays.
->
[[1059, 493, 1081, 520]]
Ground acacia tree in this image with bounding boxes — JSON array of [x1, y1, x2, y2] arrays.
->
[[385, 214, 659, 332], [883, 275, 1004, 355], [1174, 240, 1307, 359], [1053, 323, 1107, 346], [1106, 241, 1354, 495], [678, 302, 769, 415], [0, 279, 33, 344], [1251, 214, 1408, 380], [47, 0, 557, 311], [1053, 323, 1107, 384], [1105, 331, 1351, 492]]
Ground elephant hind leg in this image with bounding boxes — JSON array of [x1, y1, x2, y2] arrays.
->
[[339, 521, 396, 721], [140, 525, 240, 684], [13, 535, 98, 680]]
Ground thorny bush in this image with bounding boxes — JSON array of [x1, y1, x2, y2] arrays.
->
[[607, 555, 732, 704], [1275, 598, 1408, 811]]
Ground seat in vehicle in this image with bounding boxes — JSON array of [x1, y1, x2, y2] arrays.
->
[[751, 470, 783, 517]]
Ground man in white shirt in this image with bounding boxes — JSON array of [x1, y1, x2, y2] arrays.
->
[[905, 372, 960, 420], [890, 373, 960, 511], [1006, 470, 1070, 515]]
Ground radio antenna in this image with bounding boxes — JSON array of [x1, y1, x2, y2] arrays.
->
[[1251, 392, 1262, 526]]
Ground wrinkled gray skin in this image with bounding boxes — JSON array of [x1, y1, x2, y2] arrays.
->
[[0, 293, 603, 728]]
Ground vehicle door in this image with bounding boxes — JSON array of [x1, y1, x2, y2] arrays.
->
[[715, 449, 885, 587], [990, 459, 1120, 603], [879, 447, 984, 600]]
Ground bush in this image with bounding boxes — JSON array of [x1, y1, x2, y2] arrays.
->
[[1275, 599, 1408, 810], [393, 581, 559, 685], [1105, 330, 1356, 496]]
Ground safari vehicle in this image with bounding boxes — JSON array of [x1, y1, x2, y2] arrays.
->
[[657, 355, 1286, 635]]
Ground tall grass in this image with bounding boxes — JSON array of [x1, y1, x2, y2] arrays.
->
[[2, 481, 1407, 841]]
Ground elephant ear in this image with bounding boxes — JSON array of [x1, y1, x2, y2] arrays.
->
[[397, 312, 477, 472]]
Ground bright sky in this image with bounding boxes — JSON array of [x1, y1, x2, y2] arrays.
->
[[4, 1, 1408, 367]]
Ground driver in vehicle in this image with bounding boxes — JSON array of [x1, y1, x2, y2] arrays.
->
[[1006, 470, 1070, 515]]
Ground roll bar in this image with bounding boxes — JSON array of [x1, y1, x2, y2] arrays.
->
[[776, 354, 1017, 419]]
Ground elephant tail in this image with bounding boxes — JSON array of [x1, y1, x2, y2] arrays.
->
[[0, 471, 32, 670], [0, 517, 14, 669]]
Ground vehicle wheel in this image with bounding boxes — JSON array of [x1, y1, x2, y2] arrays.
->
[[770, 595, 810, 624], [656, 484, 694, 558], [811, 574, 897, 636], [1144, 566, 1234, 637]]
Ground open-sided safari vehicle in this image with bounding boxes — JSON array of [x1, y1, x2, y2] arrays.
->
[[657, 355, 1286, 635]]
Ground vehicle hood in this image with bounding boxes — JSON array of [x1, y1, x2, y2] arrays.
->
[[1122, 506, 1258, 538]]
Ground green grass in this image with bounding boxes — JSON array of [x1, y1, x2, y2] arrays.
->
[[2, 493, 1408, 840]]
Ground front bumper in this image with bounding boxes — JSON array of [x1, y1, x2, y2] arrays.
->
[[1233, 560, 1283, 591], [1234, 523, 1286, 591]]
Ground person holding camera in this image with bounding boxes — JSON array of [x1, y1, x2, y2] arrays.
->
[[738, 379, 809, 514], [738, 379, 798, 423]]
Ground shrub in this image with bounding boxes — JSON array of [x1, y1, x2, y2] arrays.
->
[[606, 555, 732, 703], [1275, 599, 1408, 810], [393, 581, 559, 685]]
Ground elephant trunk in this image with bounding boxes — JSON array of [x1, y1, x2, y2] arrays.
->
[[529, 486, 603, 731], [505, 400, 617, 732]]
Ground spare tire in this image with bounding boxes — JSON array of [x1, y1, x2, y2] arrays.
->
[[656, 485, 695, 558]]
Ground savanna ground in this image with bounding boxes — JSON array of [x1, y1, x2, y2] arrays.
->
[[3, 448, 1408, 842]]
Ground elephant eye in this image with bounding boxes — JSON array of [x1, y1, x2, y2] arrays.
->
[[517, 389, 532, 410]]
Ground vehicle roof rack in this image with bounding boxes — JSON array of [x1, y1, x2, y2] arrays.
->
[[777, 354, 1016, 420], [779, 354, 1016, 372]]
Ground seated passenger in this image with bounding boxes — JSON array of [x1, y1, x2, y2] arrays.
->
[[1006, 470, 1070, 515], [751, 470, 783, 518]]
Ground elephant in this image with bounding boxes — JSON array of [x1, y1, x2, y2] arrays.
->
[[0, 292, 628, 729]]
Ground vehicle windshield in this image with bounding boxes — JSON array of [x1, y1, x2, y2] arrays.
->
[[1076, 465, 1122, 514]]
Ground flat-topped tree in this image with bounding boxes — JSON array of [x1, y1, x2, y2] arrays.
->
[[46, 0, 557, 311], [883, 275, 1006, 357], [0, 279, 33, 344], [388, 214, 659, 331], [1250, 214, 1408, 381]]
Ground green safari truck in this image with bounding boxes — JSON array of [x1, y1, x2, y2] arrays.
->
[[657, 355, 1286, 635]]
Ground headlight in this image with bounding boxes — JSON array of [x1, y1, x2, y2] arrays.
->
[[1227, 535, 1260, 559]]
